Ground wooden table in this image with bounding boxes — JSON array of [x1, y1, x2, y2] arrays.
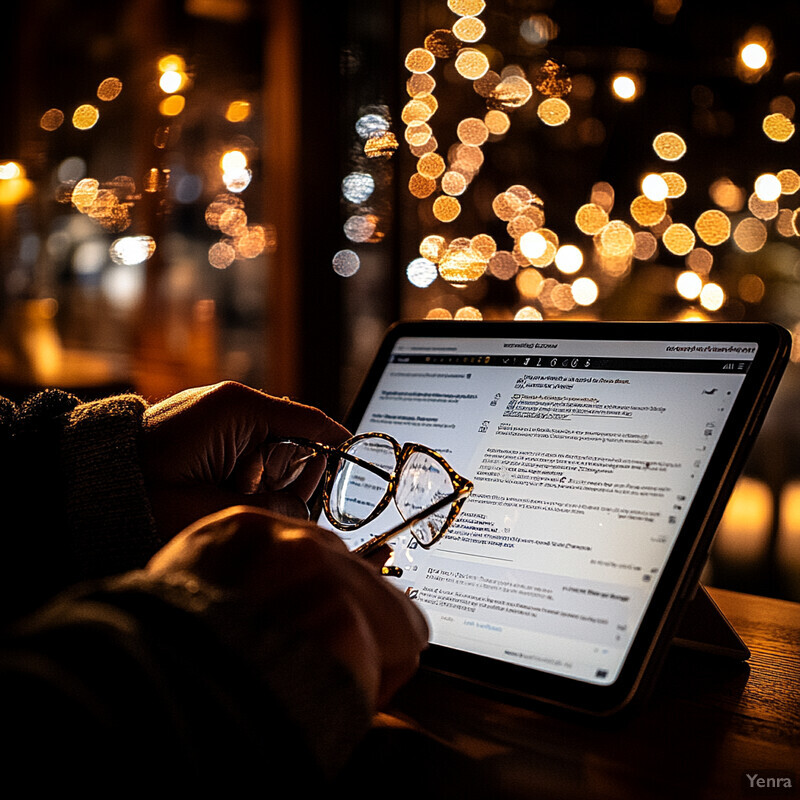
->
[[389, 587, 800, 799]]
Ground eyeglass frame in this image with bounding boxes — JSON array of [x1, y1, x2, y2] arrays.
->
[[267, 431, 473, 557]]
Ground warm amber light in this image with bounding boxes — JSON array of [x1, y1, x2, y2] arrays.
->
[[221, 150, 247, 172], [456, 117, 489, 146], [699, 282, 725, 311], [225, 101, 251, 123], [158, 54, 185, 72], [754, 173, 782, 202], [516, 267, 544, 298], [402, 98, 434, 124], [405, 47, 436, 74], [448, 0, 486, 16], [597, 220, 635, 257], [525, 229, 557, 268], [676, 270, 703, 300], [641, 173, 668, 201], [420, 234, 447, 262], [715, 477, 772, 563], [661, 171, 687, 198], [72, 104, 100, 130], [778, 169, 800, 195], [432, 195, 461, 222], [611, 74, 637, 100], [454, 48, 490, 80], [404, 121, 432, 147], [554, 244, 583, 274], [575, 203, 609, 235], [662, 222, 696, 256], [109, 235, 156, 266], [777, 482, 800, 576], [0, 161, 22, 180], [694, 209, 731, 246], [571, 277, 598, 306], [454, 305, 483, 320], [763, 112, 795, 142], [97, 77, 123, 102], [452, 15, 485, 43], [738, 273, 765, 304], [740, 42, 768, 70], [0, 161, 32, 205], [488, 250, 518, 280], [441, 171, 468, 196], [159, 95, 185, 116], [630, 195, 667, 227], [364, 132, 398, 158], [514, 305, 543, 321], [438, 241, 485, 282], [159, 70, 185, 94], [484, 109, 510, 135], [653, 131, 686, 161], [409, 173, 436, 198], [519, 230, 547, 260], [733, 217, 768, 252], [40, 108, 65, 131], [709, 177, 745, 212], [537, 97, 570, 126], [71, 178, 100, 212]]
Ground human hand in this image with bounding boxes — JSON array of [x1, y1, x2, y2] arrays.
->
[[139, 381, 349, 540], [146, 506, 429, 709]]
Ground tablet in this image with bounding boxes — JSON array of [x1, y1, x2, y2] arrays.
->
[[324, 320, 790, 716]]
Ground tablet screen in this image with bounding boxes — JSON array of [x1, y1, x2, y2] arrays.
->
[[325, 321, 788, 711]]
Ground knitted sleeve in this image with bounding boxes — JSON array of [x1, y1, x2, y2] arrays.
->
[[60, 394, 162, 580], [1, 390, 161, 620]]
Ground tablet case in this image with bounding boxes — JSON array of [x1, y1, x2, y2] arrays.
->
[[672, 583, 749, 660]]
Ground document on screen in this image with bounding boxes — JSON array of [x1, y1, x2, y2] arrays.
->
[[333, 334, 759, 685]]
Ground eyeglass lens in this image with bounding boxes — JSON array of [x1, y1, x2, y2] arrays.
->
[[329, 436, 397, 525], [394, 450, 456, 545], [329, 436, 458, 545]]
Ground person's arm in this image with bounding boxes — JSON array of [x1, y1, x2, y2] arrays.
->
[[0, 506, 429, 791], [0, 381, 349, 621]]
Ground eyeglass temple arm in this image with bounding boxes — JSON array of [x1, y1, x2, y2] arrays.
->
[[269, 436, 394, 482], [353, 484, 473, 559]]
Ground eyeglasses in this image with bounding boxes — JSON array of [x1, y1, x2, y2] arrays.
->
[[264, 432, 473, 558]]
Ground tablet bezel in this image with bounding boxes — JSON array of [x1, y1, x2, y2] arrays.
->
[[338, 320, 791, 716]]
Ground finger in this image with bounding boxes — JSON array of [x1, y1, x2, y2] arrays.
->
[[259, 443, 327, 500], [201, 383, 348, 449], [259, 394, 350, 445]]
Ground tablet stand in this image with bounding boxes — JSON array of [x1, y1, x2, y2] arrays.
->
[[671, 584, 750, 660]]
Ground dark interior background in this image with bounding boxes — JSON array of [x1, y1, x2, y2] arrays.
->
[[2, 0, 799, 601]]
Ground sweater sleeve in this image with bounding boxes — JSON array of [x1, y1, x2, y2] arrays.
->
[[0, 390, 161, 622], [0, 571, 372, 792], [60, 394, 162, 580]]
